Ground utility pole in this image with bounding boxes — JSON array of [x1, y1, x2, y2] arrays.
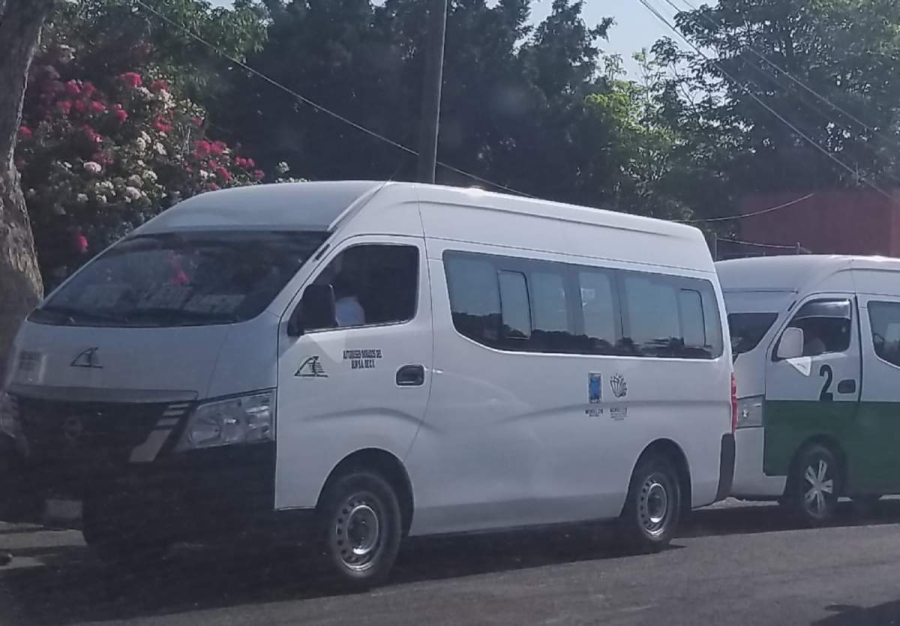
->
[[416, 0, 448, 184]]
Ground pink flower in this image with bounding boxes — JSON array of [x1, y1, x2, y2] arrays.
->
[[112, 104, 128, 123], [17, 126, 33, 139], [207, 183, 220, 191], [210, 141, 226, 156], [119, 72, 142, 88], [82, 82, 97, 98], [149, 79, 169, 92], [90, 101, 107, 113], [152, 116, 171, 133], [73, 99, 87, 114], [244, 157, 255, 168], [73, 233, 89, 254], [252, 169, 265, 181], [65, 80, 81, 96], [82, 125, 102, 144], [57, 101, 72, 115], [194, 140, 211, 158], [191, 116, 204, 127], [215, 166, 233, 182]]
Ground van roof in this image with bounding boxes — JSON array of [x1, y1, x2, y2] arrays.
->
[[137, 181, 384, 233], [138, 180, 701, 241], [716, 255, 900, 291]]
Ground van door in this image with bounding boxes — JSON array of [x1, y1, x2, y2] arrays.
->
[[763, 296, 861, 480], [853, 296, 900, 494], [274, 238, 432, 510]]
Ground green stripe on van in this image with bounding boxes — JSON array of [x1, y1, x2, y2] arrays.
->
[[764, 400, 900, 493]]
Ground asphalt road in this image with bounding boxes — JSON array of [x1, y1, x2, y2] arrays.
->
[[2, 500, 900, 626]]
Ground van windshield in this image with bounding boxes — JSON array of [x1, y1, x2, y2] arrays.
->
[[728, 312, 779, 355], [30, 231, 328, 328]]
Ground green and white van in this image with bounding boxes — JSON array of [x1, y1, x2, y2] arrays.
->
[[719, 255, 900, 525]]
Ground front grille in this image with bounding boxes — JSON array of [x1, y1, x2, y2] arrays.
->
[[15, 396, 189, 468]]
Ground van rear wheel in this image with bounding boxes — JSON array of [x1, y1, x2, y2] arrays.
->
[[788, 444, 840, 526], [619, 455, 681, 552], [317, 470, 402, 590]]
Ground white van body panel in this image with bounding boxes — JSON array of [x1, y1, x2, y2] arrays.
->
[[718, 255, 900, 499], [401, 191, 730, 534]]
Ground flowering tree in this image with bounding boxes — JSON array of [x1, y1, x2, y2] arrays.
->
[[16, 44, 266, 285]]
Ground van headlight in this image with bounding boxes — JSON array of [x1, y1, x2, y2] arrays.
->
[[176, 391, 275, 452], [736, 396, 764, 429]]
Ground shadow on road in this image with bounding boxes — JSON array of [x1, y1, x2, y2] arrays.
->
[[816, 601, 900, 625], [2, 500, 900, 625], [683, 498, 900, 538]]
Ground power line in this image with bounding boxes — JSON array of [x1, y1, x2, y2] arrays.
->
[[664, 0, 900, 187], [717, 237, 804, 251], [636, 0, 898, 205], [685, 192, 816, 223], [131, 0, 536, 199]]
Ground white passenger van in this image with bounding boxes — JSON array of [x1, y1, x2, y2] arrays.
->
[[1, 182, 734, 587], [720, 255, 900, 525]]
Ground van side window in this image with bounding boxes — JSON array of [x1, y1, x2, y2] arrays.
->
[[445, 255, 502, 346], [679, 289, 706, 347], [498, 271, 532, 340], [787, 299, 851, 357], [310, 244, 419, 330], [578, 269, 619, 353], [620, 272, 722, 358], [445, 251, 723, 359], [868, 301, 900, 366]]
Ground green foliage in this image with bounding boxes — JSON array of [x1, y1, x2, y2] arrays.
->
[[657, 0, 900, 198]]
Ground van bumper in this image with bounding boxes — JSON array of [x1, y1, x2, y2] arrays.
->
[[731, 427, 787, 499], [1, 442, 313, 542], [714, 434, 736, 502]]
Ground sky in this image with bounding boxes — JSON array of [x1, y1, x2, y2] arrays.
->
[[209, 0, 677, 74]]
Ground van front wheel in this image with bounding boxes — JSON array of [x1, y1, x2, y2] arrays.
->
[[317, 470, 402, 590], [619, 455, 681, 552], [789, 444, 840, 526]]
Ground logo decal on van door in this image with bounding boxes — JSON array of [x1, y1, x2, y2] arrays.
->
[[610, 374, 628, 398], [71, 348, 102, 369], [588, 373, 602, 404], [296, 356, 328, 378]]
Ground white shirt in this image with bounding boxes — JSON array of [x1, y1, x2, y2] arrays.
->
[[335, 296, 365, 327]]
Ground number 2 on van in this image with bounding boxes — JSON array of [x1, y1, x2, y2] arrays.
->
[[1, 181, 735, 589]]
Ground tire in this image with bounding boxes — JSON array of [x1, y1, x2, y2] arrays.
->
[[317, 470, 402, 590], [82, 496, 169, 567], [788, 444, 841, 527], [619, 455, 682, 553]]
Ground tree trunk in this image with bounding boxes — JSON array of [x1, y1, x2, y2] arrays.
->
[[0, 0, 54, 385]]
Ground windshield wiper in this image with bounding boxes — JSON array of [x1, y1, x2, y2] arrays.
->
[[122, 307, 240, 325], [37, 304, 127, 325]]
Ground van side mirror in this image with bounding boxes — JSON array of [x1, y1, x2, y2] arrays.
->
[[287, 284, 336, 337], [776, 327, 805, 360]]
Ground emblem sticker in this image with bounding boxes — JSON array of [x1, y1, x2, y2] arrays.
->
[[296, 356, 328, 378], [71, 347, 102, 369], [610, 374, 628, 399], [588, 373, 602, 404], [585, 373, 604, 417]]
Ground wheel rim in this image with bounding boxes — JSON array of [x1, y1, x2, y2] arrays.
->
[[802, 457, 835, 517], [331, 492, 383, 571], [638, 473, 671, 537]]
